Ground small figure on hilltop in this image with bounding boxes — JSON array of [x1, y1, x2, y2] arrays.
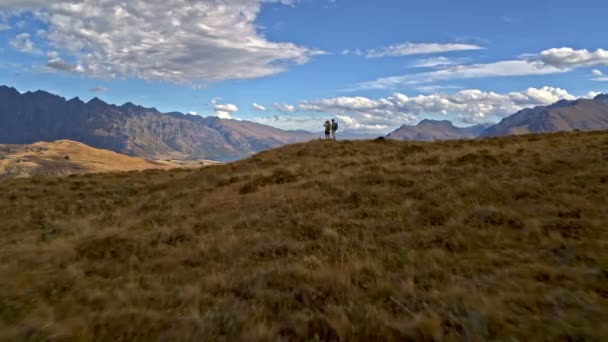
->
[[324, 120, 332, 140], [331, 118, 339, 140]]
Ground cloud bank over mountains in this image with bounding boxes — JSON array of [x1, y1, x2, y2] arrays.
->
[[253, 87, 590, 132]]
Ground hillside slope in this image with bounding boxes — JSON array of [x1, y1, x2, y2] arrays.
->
[[0, 86, 315, 161], [0, 131, 607, 340], [387, 119, 489, 141], [0, 140, 213, 178], [481, 94, 608, 137]]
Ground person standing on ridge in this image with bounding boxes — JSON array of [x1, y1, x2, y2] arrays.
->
[[331, 119, 338, 140], [324, 120, 332, 140]]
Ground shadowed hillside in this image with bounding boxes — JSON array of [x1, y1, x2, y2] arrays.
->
[[0, 131, 607, 340]]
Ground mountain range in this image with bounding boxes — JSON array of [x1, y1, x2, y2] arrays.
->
[[387, 94, 608, 141], [0, 86, 315, 161], [387, 119, 490, 141], [480, 94, 608, 137], [2, 85, 608, 158]]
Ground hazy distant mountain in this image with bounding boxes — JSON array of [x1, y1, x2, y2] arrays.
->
[[387, 119, 490, 141], [0, 86, 315, 161], [481, 94, 608, 137]]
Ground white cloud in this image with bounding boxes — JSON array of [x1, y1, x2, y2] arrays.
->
[[358, 60, 565, 90], [354, 47, 608, 90], [0, 0, 60, 10], [1, 0, 323, 84], [251, 103, 267, 112], [585, 91, 602, 98], [274, 103, 297, 113], [45, 52, 83, 72], [335, 115, 390, 131], [214, 103, 239, 113], [215, 111, 233, 119], [10, 33, 40, 54], [539, 48, 608, 68], [213, 102, 239, 119], [299, 86, 578, 126], [412, 57, 460, 68], [351, 42, 484, 58], [0, 23, 10, 31], [591, 69, 608, 81]]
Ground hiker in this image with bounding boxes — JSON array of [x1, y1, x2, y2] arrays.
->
[[324, 120, 331, 140], [331, 119, 338, 140]]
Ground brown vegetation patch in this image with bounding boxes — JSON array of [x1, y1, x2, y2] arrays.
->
[[1, 131, 608, 340]]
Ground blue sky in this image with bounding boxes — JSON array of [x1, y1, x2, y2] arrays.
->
[[1, 0, 607, 133]]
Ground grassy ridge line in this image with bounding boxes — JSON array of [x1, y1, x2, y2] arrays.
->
[[0, 131, 607, 340]]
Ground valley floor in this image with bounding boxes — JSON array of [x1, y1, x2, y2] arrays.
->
[[0, 131, 607, 340]]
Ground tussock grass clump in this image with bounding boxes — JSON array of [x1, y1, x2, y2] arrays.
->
[[1, 130, 608, 340]]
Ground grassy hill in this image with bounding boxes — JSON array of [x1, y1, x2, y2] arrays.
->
[[0, 140, 215, 178], [0, 131, 607, 340]]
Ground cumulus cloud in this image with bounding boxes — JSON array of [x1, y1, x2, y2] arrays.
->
[[0, 0, 323, 84], [10, 33, 40, 54], [345, 42, 484, 58], [213, 102, 239, 119], [299, 86, 578, 126], [251, 103, 267, 112], [45, 52, 82, 72], [539, 48, 608, 68], [274, 103, 297, 113]]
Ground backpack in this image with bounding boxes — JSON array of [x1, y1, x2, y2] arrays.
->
[[332, 121, 338, 131]]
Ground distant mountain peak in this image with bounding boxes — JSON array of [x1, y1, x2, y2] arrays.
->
[[68, 96, 83, 103], [387, 119, 485, 141], [120, 101, 159, 113], [595, 93, 608, 101], [418, 119, 454, 127], [480, 94, 608, 137], [87, 97, 107, 105], [0, 85, 20, 96]]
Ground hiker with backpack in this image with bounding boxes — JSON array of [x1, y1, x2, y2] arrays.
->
[[324, 120, 332, 140], [331, 119, 338, 140]]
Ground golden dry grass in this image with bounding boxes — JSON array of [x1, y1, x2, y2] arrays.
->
[[0, 131, 607, 341], [0, 140, 216, 178]]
